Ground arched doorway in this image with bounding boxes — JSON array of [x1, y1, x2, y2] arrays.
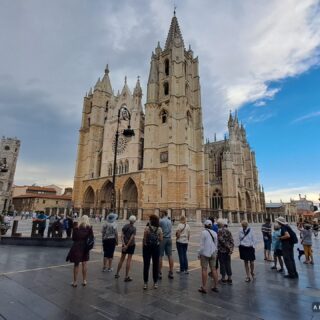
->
[[100, 181, 113, 213], [122, 178, 138, 216], [83, 186, 95, 215], [246, 192, 252, 212]]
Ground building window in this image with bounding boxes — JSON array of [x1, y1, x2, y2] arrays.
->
[[88, 117, 91, 127], [212, 190, 223, 210], [124, 160, 129, 173], [163, 82, 169, 96], [187, 111, 192, 125], [160, 109, 168, 124], [56, 201, 58, 204], [4, 146, 10, 151], [160, 151, 168, 163], [108, 164, 112, 176], [43, 200, 46, 204], [164, 59, 170, 76]]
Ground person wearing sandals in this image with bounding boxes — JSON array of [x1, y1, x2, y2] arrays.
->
[[142, 214, 163, 290], [114, 215, 137, 282], [198, 220, 219, 294], [66, 215, 94, 287], [176, 215, 191, 274], [217, 219, 234, 285], [261, 218, 272, 261], [239, 220, 256, 282], [102, 213, 118, 272]]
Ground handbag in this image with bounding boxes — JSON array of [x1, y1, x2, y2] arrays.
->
[[176, 224, 186, 239], [85, 229, 95, 252]]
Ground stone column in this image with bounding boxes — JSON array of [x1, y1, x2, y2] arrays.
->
[[63, 208, 67, 219], [218, 209, 222, 219], [155, 208, 160, 216], [196, 209, 202, 224], [89, 208, 93, 216], [182, 209, 186, 217], [228, 212, 232, 225], [49, 208, 52, 215], [244, 212, 248, 221], [237, 211, 240, 224], [79, 208, 83, 217], [167, 208, 172, 218], [123, 208, 128, 221], [138, 208, 142, 221], [102, 208, 106, 220]]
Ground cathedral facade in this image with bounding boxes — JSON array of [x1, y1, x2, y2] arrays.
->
[[73, 14, 265, 222]]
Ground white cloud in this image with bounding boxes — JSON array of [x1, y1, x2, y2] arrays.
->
[[291, 110, 320, 123], [265, 183, 320, 203]]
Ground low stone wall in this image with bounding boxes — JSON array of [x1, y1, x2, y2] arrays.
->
[[0, 236, 72, 247]]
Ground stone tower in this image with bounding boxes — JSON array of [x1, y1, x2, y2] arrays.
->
[[143, 14, 206, 210], [0, 137, 20, 212]]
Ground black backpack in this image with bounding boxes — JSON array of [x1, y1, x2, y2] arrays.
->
[[147, 226, 159, 246], [287, 226, 298, 244]]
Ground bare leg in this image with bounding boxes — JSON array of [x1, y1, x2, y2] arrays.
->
[[73, 264, 79, 284], [168, 256, 174, 273], [125, 254, 133, 278], [279, 256, 284, 269], [116, 254, 126, 275], [250, 261, 255, 278], [103, 257, 107, 269], [82, 262, 87, 283], [211, 266, 218, 289], [201, 267, 208, 289], [108, 258, 113, 269], [244, 261, 250, 279]]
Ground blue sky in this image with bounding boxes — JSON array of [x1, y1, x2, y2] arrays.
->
[[239, 67, 320, 202], [0, 0, 319, 203]]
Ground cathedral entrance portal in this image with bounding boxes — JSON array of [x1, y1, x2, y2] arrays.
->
[[100, 181, 113, 215], [122, 178, 138, 217], [83, 186, 95, 215]]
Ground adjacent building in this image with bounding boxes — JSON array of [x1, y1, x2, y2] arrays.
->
[[0, 137, 20, 213], [73, 14, 265, 222], [12, 186, 72, 215]]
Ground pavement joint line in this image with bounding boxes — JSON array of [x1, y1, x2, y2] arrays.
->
[[0, 242, 265, 276]]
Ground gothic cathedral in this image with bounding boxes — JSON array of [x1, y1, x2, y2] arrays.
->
[[73, 14, 265, 222]]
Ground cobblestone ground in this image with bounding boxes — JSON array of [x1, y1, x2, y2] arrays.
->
[[0, 219, 319, 320]]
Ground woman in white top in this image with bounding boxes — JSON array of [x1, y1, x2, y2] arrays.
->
[[238, 220, 256, 282], [176, 216, 191, 274]]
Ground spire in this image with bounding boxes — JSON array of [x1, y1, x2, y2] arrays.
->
[[165, 14, 185, 50], [120, 76, 132, 97], [234, 109, 239, 124], [228, 110, 233, 127], [148, 53, 158, 84], [214, 133, 217, 142], [133, 76, 142, 97], [100, 64, 113, 94], [94, 77, 101, 91], [88, 87, 93, 96]]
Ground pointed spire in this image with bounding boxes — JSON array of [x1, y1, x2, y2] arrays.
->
[[94, 77, 101, 91], [100, 64, 112, 94], [88, 87, 93, 96], [214, 133, 217, 142], [155, 41, 162, 55], [120, 75, 132, 97], [165, 14, 185, 50], [228, 110, 233, 127], [133, 75, 142, 97], [234, 109, 239, 124]]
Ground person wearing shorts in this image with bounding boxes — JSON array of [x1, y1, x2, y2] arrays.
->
[[198, 220, 218, 294], [261, 218, 272, 261], [271, 223, 284, 272], [159, 211, 174, 279], [114, 215, 137, 281], [102, 213, 118, 272]]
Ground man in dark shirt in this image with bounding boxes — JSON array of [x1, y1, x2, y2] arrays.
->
[[276, 216, 298, 279], [261, 218, 272, 261]]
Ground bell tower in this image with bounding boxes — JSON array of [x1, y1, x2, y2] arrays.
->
[[143, 13, 206, 210]]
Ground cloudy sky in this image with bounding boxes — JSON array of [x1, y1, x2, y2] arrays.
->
[[1, 0, 320, 203]]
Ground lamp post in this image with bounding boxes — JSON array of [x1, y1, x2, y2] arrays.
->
[[111, 106, 134, 213]]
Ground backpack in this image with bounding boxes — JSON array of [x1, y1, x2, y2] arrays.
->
[[287, 226, 298, 244], [146, 226, 159, 246]]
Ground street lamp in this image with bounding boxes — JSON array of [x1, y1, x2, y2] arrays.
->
[[111, 106, 135, 212]]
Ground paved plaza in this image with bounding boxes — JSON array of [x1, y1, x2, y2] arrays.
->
[[0, 220, 320, 320]]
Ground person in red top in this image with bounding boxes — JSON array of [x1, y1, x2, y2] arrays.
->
[[66, 215, 93, 287]]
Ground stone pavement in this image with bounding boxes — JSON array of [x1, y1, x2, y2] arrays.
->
[[0, 221, 320, 320]]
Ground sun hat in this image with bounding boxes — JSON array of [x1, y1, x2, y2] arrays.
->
[[129, 215, 136, 223], [275, 216, 288, 225], [204, 219, 212, 226], [107, 213, 118, 223]]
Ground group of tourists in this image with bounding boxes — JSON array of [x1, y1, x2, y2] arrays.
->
[[65, 213, 313, 291]]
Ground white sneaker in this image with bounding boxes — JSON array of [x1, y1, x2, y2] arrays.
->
[[107, 268, 113, 272]]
